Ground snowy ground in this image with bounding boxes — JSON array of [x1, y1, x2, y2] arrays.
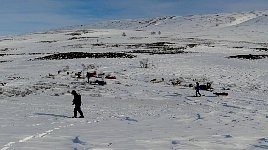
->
[[0, 11, 268, 149]]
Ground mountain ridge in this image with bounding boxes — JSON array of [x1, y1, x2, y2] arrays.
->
[[82, 10, 268, 30]]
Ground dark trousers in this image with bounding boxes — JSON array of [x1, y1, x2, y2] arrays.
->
[[196, 90, 201, 97], [74, 105, 84, 117]]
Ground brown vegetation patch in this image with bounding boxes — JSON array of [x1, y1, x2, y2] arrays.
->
[[129, 48, 188, 55], [233, 46, 244, 49], [251, 48, 268, 51], [0, 48, 17, 51], [0, 60, 13, 63], [0, 53, 52, 57], [32, 52, 136, 60], [228, 54, 268, 59], [38, 40, 57, 43], [127, 42, 190, 55], [68, 37, 99, 40]]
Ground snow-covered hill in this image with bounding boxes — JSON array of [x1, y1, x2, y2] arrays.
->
[[86, 10, 268, 42], [0, 10, 268, 150], [88, 11, 268, 29]]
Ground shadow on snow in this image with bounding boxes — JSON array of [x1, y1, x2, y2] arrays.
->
[[34, 113, 70, 118]]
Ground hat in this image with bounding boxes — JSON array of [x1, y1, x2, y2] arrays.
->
[[71, 90, 76, 95]]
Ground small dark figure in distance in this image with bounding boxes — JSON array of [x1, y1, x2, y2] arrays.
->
[[195, 82, 201, 97], [71, 90, 84, 118], [86, 72, 90, 83]]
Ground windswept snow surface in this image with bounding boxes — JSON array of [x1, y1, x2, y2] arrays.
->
[[1, 11, 268, 150]]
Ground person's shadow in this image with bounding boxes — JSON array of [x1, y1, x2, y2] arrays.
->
[[34, 113, 70, 118]]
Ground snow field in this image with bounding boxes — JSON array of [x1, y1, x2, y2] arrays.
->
[[0, 10, 268, 149]]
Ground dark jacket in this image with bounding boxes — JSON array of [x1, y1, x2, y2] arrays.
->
[[72, 93, 81, 106], [195, 82, 200, 91]]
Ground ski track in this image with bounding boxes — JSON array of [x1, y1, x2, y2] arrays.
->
[[0, 119, 99, 150]]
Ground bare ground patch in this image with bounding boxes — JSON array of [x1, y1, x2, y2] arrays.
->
[[31, 52, 136, 60], [228, 54, 268, 59]]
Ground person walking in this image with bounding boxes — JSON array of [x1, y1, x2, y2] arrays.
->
[[195, 82, 202, 97], [71, 90, 84, 118], [86, 72, 90, 83]]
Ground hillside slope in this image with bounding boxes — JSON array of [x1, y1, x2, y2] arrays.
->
[[85, 10, 268, 42]]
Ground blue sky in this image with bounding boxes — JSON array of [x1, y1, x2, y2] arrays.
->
[[0, 0, 267, 35]]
